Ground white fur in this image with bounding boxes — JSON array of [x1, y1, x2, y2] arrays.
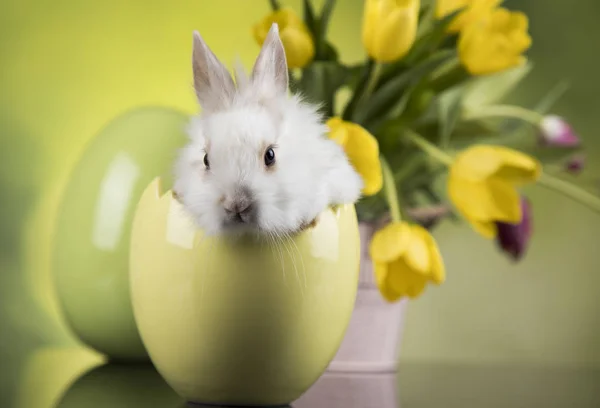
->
[[173, 24, 363, 236]]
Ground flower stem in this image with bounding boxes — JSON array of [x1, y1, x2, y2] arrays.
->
[[537, 173, 600, 214], [381, 155, 402, 223], [362, 62, 383, 101], [403, 129, 454, 166], [429, 56, 469, 92], [463, 105, 544, 125], [268, 0, 280, 11]]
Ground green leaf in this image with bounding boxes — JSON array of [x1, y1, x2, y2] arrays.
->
[[418, 1, 432, 20], [288, 70, 301, 95], [394, 151, 428, 183], [533, 80, 570, 114], [319, 0, 336, 38], [313, 0, 337, 60], [268, 0, 280, 11], [400, 167, 436, 192], [342, 59, 374, 120], [376, 8, 462, 89], [462, 62, 533, 108], [321, 41, 339, 62], [355, 192, 387, 223], [389, 82, 421, 118], [403, 7, 464, 65], [438, 120, 501, 150], [343, 63, 366, 90], [302, 0, 318, 35], [437, 85, 464, 147], [353, 50, 456, 126], [299, 61, 349, 117], [416, 185, 459, 222], [366, 82, 421, 136], [406, 186, 452, 223], [428, 58, 470, 93]]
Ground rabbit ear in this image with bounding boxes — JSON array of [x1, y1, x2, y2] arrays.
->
[[251, 23, 288, 96], [192, 31, 236, 112]]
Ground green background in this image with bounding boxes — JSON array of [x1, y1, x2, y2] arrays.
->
[[1, 0, 599, 407]]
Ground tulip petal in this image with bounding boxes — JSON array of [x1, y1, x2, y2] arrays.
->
[[438, 0, 502, 33], [326, 117, 349, 145], [361, 0, 380, 58], [466, 216, 498, 238], [362, 0, 419, 62], [343, 123, 383, 195], [373, 261, 403, 302], [328, 118, 383, 196], [452, 145, 541, 184], [411, 224, 446, 284], [435, 0, 468, 20], [448, 176, 522, 224], [373, 7, 418, 62], [280, 27, 315, 69], [458, 7, 531, 75], [496, 196, 532, 261], [373, 222, 443, 301], [403, 225, 431, 276], [253, 8, 315, 69], [387, 258, 427, 299], [540, 115, 580, 147], [369, 222, 410, 263]]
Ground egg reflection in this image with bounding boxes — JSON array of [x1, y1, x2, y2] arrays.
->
[[14, 346, 105, 408], [55, 362, 183, 408]]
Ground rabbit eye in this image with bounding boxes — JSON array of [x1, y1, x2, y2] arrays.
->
[[203, 154, 209, 169], [264, 147, 276, 167]]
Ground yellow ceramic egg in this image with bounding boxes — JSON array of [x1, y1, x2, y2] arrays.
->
[[129, 178, 360, 406]]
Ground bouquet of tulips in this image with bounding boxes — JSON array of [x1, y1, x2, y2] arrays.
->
[[252, 0, 600, 301]]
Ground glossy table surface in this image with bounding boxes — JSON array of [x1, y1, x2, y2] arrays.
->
[[10, 346, 600, 408]]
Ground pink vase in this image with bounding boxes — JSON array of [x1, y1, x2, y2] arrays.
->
[[293, 371, 398, 407], [325, 222, 408, 374]]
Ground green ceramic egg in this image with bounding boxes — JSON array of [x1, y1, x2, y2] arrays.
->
[[129, 179, 360, 405], [52, 107, 190, 361]]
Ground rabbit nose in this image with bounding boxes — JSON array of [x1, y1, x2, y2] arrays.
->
[[223, 187, 254, 219], [225, 200, 252, 215]]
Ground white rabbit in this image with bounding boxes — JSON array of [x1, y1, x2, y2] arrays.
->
[[173, 23, 363, 237]]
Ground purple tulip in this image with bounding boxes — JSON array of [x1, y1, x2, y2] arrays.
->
[[495, 197, 532, 261], [565, 154, 585, 174], [539, 115, 580, 147]]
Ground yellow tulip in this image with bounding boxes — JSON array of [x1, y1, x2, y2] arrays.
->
[[369, 222, 445, 301], [435, 0, 501, 33], [458, 7, 532, 75], [327, 117, 383, 196], [253, 8, 315, 69], [447, 145, 541, 238], [362, 0, 420, 63]]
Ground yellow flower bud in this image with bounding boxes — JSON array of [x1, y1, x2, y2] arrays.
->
[[362, 0, 420, 63], [369, 221, 445, 301], [253, 8, 315, 69], [447, 145, 541, 238], [327, 117, 383, 196], [458, 7, 532, 75], [435, 0, 501, 33]]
